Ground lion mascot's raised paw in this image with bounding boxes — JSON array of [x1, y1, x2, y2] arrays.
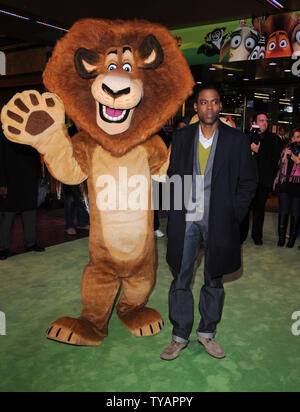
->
[[1, 91, 65, 145], [1, 18, 194, 346]]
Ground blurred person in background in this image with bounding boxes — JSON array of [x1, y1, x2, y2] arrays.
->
[[0, 115, 45, 260], [246, 113, 282, 245], [274, 126, 300, 248], [278, 126, 289, 147]]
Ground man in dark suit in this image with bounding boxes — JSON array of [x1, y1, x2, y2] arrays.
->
[[0, 126, 45, 260], [160, 84, 257, 361], [249, 113, 283, 245]]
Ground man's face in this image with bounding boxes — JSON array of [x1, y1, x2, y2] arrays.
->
[[255, 114, 268, 133], [194, 89, 222, 126]]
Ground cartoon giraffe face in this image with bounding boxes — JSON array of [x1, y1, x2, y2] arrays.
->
[[291, 22, 300, 55], [227, 27, 259, 61]]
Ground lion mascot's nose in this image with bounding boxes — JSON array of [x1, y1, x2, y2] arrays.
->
[[102, 74, 131, 98]]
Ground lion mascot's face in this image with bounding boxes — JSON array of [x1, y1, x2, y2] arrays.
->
[[43, 19, 194, 156]]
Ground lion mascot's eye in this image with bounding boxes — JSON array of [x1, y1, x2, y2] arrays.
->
[[123, 63, 132, 72], [108, 64, 117, 71]]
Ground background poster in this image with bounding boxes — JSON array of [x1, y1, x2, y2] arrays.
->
[[171, 11, 300, 65]]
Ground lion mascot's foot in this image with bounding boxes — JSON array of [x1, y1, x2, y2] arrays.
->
[[118, 307, 164, 338], [46, 317, 105, 346]]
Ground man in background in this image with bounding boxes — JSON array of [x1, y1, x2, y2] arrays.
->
[[0, 120, 45, 260], [249, 113, 282, 245]]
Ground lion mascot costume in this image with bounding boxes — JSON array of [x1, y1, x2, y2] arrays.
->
[[1, 19, 194, 346]]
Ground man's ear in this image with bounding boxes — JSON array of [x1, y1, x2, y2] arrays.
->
[[138, 35, 164, 70], [74, 48, 99, 79], [194, 102, 198, 113]]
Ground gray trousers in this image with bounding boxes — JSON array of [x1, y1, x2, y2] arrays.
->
[[169, 221, 225, 344], [0, 210, 37, 251]]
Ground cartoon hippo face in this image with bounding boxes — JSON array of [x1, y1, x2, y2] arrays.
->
[[265, 31, 292, 58]]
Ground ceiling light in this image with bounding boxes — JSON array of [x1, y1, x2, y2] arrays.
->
[[0, 8, 68, 32], [265, 0, 285, 9], [269, 62, 277, 66], [0, 9, 30, 20], [254, 93, 270, 97], [36, 21, 68, 32]]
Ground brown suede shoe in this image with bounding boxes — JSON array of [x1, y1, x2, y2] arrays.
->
[[198, 337, 226, 359], [160, 341, 187, 361]]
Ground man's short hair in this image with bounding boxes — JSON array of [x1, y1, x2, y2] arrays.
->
[[193, 83, 222, 102], [253, 112, 268, 123]]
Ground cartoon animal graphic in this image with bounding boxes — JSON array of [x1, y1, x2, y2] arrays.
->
[[291, 18, 300, 56], [265, 31, 292, 58], [175, 36, 182, 47], [198, 27, 228, 57], [248, 35, 266, 60], [1, 19, 194, 346], [255, 13, 296, 58], [219, 116, 237, 128], [220, 22, 260, 62]]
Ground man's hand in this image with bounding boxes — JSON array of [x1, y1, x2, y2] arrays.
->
[[0, 186, 8, 199], [251, 142, 261, 153]]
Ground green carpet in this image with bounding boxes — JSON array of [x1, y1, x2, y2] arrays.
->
[[0, 212, 299, 392]]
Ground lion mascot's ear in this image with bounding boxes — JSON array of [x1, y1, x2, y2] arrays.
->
[[138, 35, 164, 70], [74, 48, 99, 79]]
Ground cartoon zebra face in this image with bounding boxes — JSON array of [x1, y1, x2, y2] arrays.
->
[[249, 36, 266, 60]]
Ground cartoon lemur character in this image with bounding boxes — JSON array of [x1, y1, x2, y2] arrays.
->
[[1, 19, 194, 347], [198, 27, 228, 57]]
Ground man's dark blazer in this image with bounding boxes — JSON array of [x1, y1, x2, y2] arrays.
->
[[253, 131, 283, 189], [166, 121, 257, 278]]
